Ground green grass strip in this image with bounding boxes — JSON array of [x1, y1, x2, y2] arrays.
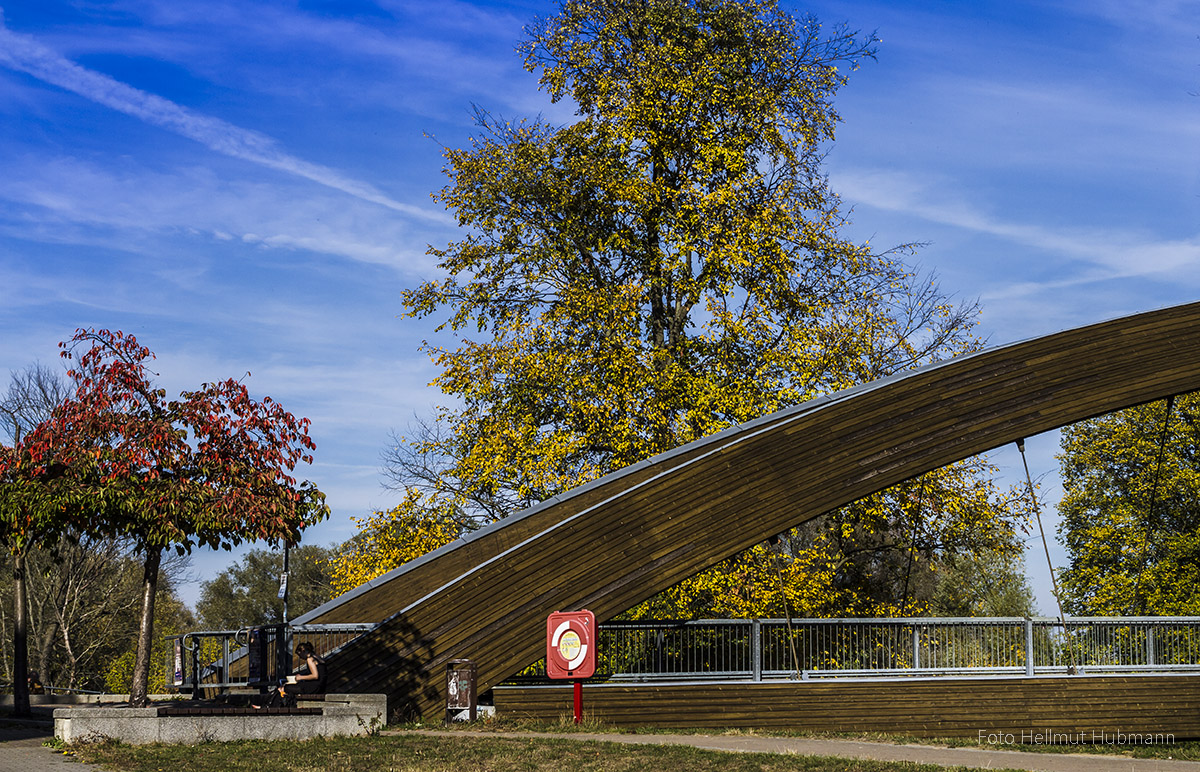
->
[[69, 732, 1025, 772]]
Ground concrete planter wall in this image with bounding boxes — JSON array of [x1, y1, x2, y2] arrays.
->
[[54, 694, 387, 745]]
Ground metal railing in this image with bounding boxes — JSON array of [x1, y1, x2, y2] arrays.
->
[[165, 623, 376, 695], [540, 617, 1200, 682], [167, 616, 1200, 694]]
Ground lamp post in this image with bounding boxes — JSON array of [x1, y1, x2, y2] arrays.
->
[[279, 542, 290, 624]]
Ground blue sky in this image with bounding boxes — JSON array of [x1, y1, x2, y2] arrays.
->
[[2, 0, 1198, 613]]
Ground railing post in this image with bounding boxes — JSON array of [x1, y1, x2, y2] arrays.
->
[[1147, 626, 1156, 667], [912, 625, 920, 670], [1025, 618, 1035, 676], [752, 619, 762, 682], [275, 624, 290, 683]]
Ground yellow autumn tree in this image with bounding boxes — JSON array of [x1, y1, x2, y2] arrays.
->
[[342, 0, 1028, 615], [330, 492, 458, 594], [1057, 393, 1200, 615]]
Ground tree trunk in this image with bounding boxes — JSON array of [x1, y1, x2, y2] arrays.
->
[[0, 581, 10, 686], [128, 546, 161, 707], [12, 550, 30, 716], [36, 612, 59, 690], [58, 616, 78, 691]]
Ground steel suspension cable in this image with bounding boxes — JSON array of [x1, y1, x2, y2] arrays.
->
[[901, 474, 930, 613], [768, 535, 803, 680], [1131, 395, 1176, 615], [1017, 438, 1078, 674]]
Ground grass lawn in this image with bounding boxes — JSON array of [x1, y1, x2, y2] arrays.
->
[[62, 718, 1200, 772], [67, 732, 1015, 772]]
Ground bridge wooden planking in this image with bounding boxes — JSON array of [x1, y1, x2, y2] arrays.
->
[[313, 306, 1184, 628], [308, 301, 1200, 720], [302, 420, 751, 626], [494, 676, 1200, 737]]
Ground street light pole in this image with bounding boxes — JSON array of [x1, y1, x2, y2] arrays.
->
[[280, 542, 290, 625]]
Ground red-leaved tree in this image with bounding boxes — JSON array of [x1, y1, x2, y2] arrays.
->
[[44, 329, 328, 706], [0, 438, 95, 715]]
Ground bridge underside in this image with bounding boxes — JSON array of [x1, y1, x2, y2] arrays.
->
[[298, 301, 1200, 720]]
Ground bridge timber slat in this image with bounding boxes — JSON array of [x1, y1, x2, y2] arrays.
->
[[494, 676, 1200, 737], [297, 302, 1200, 721]]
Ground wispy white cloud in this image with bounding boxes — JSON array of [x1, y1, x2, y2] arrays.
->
[[0, 154, 442, 272], [0, 14, 449, 223], [232, 3, 559, 125], [939, 78, 1200, 174], [1060, 0, 1200, 34], [836, 168, 1200, 284], [47, 0, 566, 127]]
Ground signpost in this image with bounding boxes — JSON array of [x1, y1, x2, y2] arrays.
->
[[172, 638, 184, 688], [546, 610, 596, 724]]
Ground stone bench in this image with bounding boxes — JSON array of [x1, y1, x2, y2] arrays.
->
[[55, 693, 386, 745]]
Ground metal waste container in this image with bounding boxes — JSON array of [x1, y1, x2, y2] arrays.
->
[[446, 659, 477, 722]]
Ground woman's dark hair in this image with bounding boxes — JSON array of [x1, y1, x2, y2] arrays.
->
[[295, 641, 316, 657]]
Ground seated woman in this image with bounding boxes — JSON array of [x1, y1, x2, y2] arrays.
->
[[253, 641, 326, 708]]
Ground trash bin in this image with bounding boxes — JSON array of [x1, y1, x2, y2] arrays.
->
[[445, 659, 477, 723]]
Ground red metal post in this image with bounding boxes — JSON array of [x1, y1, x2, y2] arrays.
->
[[573, 679, 582, 724]]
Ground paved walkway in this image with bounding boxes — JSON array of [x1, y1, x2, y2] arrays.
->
[[394, 729, 1200, 772], [0, 720, 78, 772], [7, 719, 1200, 771]]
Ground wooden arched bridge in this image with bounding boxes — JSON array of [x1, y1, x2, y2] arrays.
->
[[297, 301, 1200, 731]]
